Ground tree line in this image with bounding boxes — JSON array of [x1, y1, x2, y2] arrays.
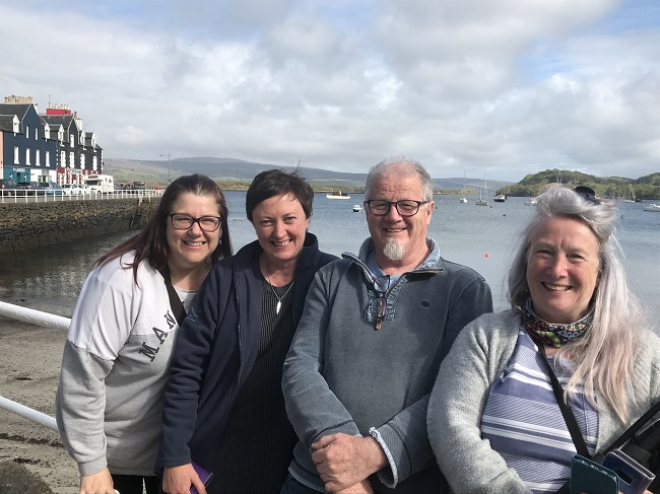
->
[[496, 169, 660, 200]]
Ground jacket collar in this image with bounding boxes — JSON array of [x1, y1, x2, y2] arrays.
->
[[342, 237, 443, 281]]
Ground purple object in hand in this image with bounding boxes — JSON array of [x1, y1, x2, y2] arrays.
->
[[190, 461, 214, 494]]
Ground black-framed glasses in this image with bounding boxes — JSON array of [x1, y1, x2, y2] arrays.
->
[[364, 199, 430, 217], [169, 213, 221, 232]]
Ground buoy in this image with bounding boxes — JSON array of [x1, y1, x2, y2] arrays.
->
[[485, 253, 490, 258]]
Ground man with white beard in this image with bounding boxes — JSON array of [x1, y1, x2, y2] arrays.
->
[[281, 157, 493, 494]]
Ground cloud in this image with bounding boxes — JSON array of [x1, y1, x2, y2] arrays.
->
[[0, 0, 658, 181]]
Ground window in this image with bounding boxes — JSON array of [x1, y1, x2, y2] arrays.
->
[[70, 151, 75, 168], [46, 151, 50, 167], [26, 126, 30, 139], [61, 150, 66, 167], [70, 134, 74, 147], [80, 154, 86, 170], [36, 150, 40, 166], [44, 125, 50, 140], [26, 148, 30, 165], [58, 129, 63, 142], [35, 128, 39, 140], [93, 156, 98, 171], [14, 146, 19, 164]]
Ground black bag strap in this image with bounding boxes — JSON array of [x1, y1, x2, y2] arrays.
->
[[159, 268, 187, 326], [610, 400, 660, 452], [537, 343, 591, 459]]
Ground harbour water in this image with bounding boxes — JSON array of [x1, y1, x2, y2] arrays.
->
[[0, 192, 658, 324]]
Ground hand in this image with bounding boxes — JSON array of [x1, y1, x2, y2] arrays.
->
[[311, 433, 387, 492], [334, 479, 374, 494], [162, 464, 206, 494], [79, 468, 115, 494]]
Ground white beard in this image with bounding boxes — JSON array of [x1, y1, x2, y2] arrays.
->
[[383, 238, 405, 261]]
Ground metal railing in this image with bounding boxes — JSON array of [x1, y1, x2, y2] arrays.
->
[[0, 188, 162, 204], [0, 301, 71, 432], [1, 302, 122, 493]]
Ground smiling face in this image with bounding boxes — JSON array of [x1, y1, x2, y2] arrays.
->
[[166, 192, 222, 274], [365, 167, 433, 272], [526, 216, 601, 324], [251, 193, 310, 268]]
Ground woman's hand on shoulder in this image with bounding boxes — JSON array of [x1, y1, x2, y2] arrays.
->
[[162, 464, 206, 494], [79, 468, 116, 494]]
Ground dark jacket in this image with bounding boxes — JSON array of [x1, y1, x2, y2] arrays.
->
[[156, 233, 337, 470]]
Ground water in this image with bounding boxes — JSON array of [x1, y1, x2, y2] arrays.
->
[[1, 192, 658, 323]]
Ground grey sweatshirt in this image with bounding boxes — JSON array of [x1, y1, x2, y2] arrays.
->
[[282, 238, 493, 492], [56, 253, 181, 476]]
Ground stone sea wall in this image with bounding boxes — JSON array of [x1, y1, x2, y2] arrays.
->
[[0, 198, 160, 254]]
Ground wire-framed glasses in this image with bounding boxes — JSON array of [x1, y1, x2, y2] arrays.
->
[[364, 200, 430, 216], [169, 213, 221, 232]]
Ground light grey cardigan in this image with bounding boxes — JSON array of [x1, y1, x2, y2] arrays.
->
[[427, 310, 660, 494]]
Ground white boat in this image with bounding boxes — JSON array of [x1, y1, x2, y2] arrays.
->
[[622, 184, 636, 203], [459, 172, 468, 203], [644, 203, 660, 212], [494, 194, 506, 203], [524, 197, 538, 206], [352, 204, 363, 212], [476, 175, 489, 206], [327, 191, 350, 200]]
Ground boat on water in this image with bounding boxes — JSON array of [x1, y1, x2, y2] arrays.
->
[[476, 175, 489, 206], [327, 191, 350, 200], [352, 204, 363, 212], [494, 194, 506, 203], [524, 197, 538, 206], [459, 172, 468, 203], [622, 184, 636, 203], [644, 203, 660, 212]]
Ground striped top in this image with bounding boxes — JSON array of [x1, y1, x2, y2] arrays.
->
[[480, 328, 599, 493]]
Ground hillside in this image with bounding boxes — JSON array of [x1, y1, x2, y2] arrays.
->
[[496, 169, 660, 200], [104, 157, 513, 194]]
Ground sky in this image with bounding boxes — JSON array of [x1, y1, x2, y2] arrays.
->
[[1, 0, 659, 181]]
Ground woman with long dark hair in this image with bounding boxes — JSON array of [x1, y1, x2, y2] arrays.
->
[[56, 174, 232, 494]]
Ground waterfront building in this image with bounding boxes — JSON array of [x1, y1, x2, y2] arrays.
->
[[0, 95, 104, 186]]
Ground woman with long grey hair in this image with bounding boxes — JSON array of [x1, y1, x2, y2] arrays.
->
[[428, 186, 660, 493]]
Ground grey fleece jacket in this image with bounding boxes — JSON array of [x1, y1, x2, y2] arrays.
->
[[282, 238, 493, 493], [428, 310, 660, 494]]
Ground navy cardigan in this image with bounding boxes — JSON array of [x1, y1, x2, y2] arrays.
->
[[156, 233, 337, 470]]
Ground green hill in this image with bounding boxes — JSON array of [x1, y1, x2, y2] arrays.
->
[[496, 169, 660, 200]]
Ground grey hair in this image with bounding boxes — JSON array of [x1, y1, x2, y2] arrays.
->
[[508, 186, 643, 423], [364, 156, 434, 201]]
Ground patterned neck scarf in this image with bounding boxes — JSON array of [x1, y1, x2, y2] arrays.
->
[[522, 298, 592, 348]]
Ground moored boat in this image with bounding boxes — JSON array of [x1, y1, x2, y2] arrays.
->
[[352, 204, 363, 212], [494, 194, 506, 202], [327, 191, 350, 200], [644, 203, 660, 212], [476, 175, 489, 206]]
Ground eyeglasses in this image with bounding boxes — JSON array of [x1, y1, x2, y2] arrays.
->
[[169, 213, 221, 232], [364, 200, 430, 217]]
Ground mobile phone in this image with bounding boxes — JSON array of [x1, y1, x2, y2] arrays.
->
[[190, 461, 214, 494], [570, 454, 619, 494], [603, 449, 655, 494]]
